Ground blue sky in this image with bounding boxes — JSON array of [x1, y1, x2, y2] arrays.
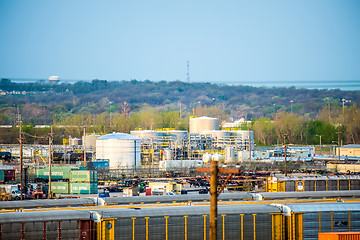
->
[[0, 0, 360, 84]]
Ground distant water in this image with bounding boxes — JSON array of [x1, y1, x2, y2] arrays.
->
[[214, 80, 360, 91], [7, 78, 360, 91]]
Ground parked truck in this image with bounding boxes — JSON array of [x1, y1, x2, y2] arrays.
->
[[0, 184, 21, 200]]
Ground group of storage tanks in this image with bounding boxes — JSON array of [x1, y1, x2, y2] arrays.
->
[[83, 117, 253, 169]]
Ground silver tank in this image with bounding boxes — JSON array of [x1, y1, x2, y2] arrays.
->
[[130, 130, 165, 143], [189, 116, 219, 134], [166, 130, 188, 148], [82, 134, 100, 150]]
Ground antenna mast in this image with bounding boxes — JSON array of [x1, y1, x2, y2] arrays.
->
[[186, 61, 190, 84]]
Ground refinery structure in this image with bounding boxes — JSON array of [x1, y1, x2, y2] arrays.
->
[[0, 116, 320, 175]]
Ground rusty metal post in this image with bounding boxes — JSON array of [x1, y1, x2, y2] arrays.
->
[[210, 160, 218, 240]]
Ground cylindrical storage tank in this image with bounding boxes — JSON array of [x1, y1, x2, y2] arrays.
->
[[232, 130, 254, 148], [201, 130, 231, 139], [83, 134, 100, 150], [201, 130, 231, 148], [225, 147, 235, 163], [163, 149, 173, 161], [166, 130, 188, 148], [130, 130, 164, 143], [203, 153, 212, 164], [96, 132, 141, 169], [212, 152, 223, 161], [189, 116, 219, 134]]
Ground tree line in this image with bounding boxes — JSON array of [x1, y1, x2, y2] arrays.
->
[[0, 104, 359, 146], [0, 79, 359, 145]]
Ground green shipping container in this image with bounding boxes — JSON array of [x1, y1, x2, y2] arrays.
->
[[0, 170, 4, 182], [70, 170, 97, 183], [69, 182, 98, 194], [51, 182, 69, 194], [35, 167, 79, 180]]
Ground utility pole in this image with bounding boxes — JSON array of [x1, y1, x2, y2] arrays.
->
[[337, 130, 341, 164], [284, 134, 288, 176], [18, 109, 23, 200], [248, 127, 252, 169], [209, 160, 218, 240], [48, 126, 53, 199], [196, 166, 240, 240], [83, 126, 87, 167]]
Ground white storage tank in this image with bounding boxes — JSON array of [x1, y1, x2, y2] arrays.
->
[[202, 153, 212, 164], [201, 130, 231, 139], [159, 160, 203, 171], [163, 148, 173, 161], [225, 147, 235, 163], [130, 130, 165, 143], [212, 152, 223, 161], [189, 116, 219, 134], [166, 130, 188, 148], [232, 130, 255, 148], [83, 134, 100, 150], [96, 132, 141, 169]]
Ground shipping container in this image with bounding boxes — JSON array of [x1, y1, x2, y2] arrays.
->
[[3, 169, 15, 182], [0, 171, 4, 182], [70, 170, 97, 183], [319, 232, 360, 240], [69, 182, 98, 194], [35, 167, 79, 180], [87, 160, 109, 171], [51, 182, 69, 194]]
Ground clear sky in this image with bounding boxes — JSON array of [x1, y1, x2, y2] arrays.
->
[[1, 0, 360, 85]]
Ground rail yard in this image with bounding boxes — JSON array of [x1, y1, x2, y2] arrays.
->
[[1, 116, 360, 239]]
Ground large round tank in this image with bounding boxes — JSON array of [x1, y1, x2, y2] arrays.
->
[[232, 130, 254, 148], [225, 147, 235, 163], [201, 130, 231, 148], [83, 134, 100, 150], [189, 116, 219, 134], [130, 130, 164, 143], [202, 153, 212, 164], [212, 152, 223, 161], [48, 76, 60, 84], [96, 132, 141, 169], [166, 130, 188, 147], [201, 130, 231, 139], [163, 148, 173, 161]]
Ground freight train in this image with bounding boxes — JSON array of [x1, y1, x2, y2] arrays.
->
[[0, 202, 359, 239], [0, 152, 11, 161], [1, 190, 360, 210], [266, 175, 360, 192]]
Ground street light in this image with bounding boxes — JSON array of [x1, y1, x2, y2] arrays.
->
[[290, 100, 294, 114], [109, 101, 112, 127], [342, 98, 351, 120], [316, 135, 322, 155]]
